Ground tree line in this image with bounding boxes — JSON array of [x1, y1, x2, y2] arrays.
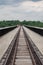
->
[[0, 20, 43, 27]]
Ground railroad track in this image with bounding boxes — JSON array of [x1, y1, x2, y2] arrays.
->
[[15, 27, 33, 65], [0, 26, 43, 65]]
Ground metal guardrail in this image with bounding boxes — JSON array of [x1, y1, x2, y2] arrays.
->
[[23, 27, 43, 65], [0, 26, 17, 36], [0, 26, 18, 30], [25, 25, 43, 36], [0, 27, 20, 65]]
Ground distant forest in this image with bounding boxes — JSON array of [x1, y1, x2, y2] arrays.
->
[[0, 20, 43, 27]]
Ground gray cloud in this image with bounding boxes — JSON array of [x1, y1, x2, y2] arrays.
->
[[0, 0, 42, 5], [32, 0, 42, 2], [0, 0, 43, 21]]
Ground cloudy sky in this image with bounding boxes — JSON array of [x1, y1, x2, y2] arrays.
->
[[0, 0, 43, 21]]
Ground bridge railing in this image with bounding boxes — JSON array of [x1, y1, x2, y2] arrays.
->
[[25, 25, 43, 36], [0, 26, 17, 36]]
